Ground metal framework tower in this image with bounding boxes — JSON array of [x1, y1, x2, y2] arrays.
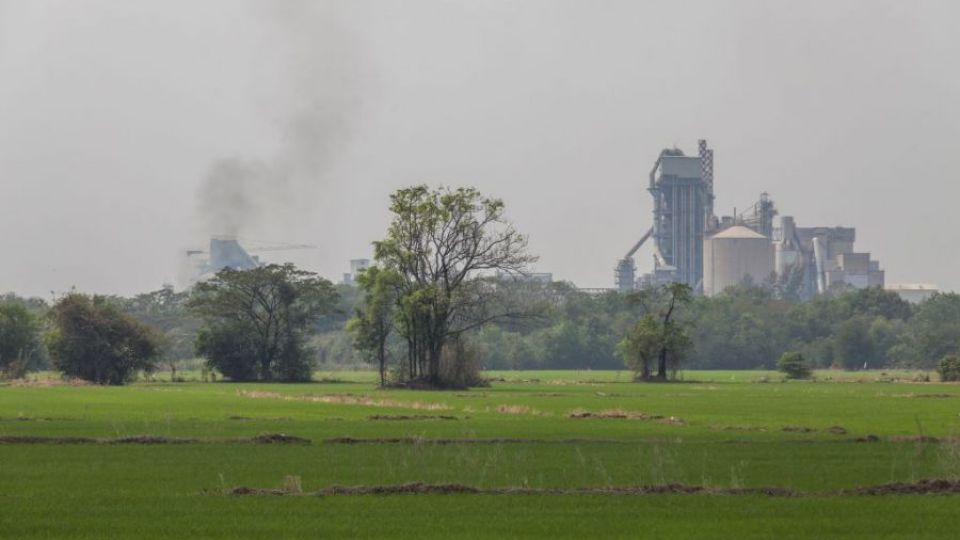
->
[[649, 144, 711, 288], [738, 192, 778, 238], [614, 139, 715, 291]]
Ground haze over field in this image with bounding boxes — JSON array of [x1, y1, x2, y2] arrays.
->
[[1, 0, 957, 297]]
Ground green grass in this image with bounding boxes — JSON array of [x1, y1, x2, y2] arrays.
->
[[1, 370, 960, 538]]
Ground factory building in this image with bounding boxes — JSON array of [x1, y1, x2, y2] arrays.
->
[[342, 259, 370, 285], [703, 226, 774, 297], [184, 237, 316, 286], [616, 140, 715, 291], [886, 284, 939, 304], [776, 218, 884, 298], [617, 139, 892, 298]]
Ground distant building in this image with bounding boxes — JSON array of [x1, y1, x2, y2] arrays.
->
[[886, 284, 939, 304], [775, 217, 883, 298], [342, 259, 370, 285], [703, 226, 774, 297]]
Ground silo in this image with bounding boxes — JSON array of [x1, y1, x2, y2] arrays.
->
[[703, 226, 774, 296]]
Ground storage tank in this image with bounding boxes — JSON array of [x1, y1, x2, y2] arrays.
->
[[703, 226, 775, 296]]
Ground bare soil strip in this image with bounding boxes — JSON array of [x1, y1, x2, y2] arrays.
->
[[0, 433, 310, 445], [845, 479, 960, 495], [568, 409, 684, 425], [238, 390, 451, 411], [367, 415, 459, 421], [229, 481, 798, 497], [323, 436, 623, 445], [229, 479, 960, 498]]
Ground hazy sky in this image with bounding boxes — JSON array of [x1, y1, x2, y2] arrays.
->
[[1, 0, 958, 298]]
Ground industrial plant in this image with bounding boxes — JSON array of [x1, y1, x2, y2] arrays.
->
[[616, 139, 887, 299], [184, 237, 316, 284]]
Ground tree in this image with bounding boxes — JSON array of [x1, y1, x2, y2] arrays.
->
[[616, 315, 661, 379], [373, 185, 537, 387], [777, 351, 812, 379], [349, 266, 401, 386], [937, 355, 960, 382], [895, 293, 960, 368], [117, 285, 200, 380], [619, 283, 693, 381], [46, 294, 160, 384], [189, 264, 338, 382], [0, 302, 42, 378]]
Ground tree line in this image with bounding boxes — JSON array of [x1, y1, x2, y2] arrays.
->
[[2, 185, 959, 384]]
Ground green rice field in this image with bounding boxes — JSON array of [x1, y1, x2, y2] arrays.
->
[[2, 370, 959, 539]]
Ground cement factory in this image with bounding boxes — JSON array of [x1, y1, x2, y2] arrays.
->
[[184, 237, 316, 282], [182, 140, 934, 302], [616, 139, 888, 299]]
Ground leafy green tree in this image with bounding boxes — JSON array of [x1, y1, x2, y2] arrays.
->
[[46, 294, 160, 384], [189, 264, 338, 381], [616, 315, 662, 379], [117, 285, 199, 380], [937, 355, 960, 382], [832, 315, 876, 369], [0, 302, 43, 378], [895, 293, 960, 368], [840, 287, 912, 321], [777, 351, 812, 379], [349, 266, 401, 386], [372, 185, 536, 387], [619, 283, 693, 380]]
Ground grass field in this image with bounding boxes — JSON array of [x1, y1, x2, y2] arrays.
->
[[2, 370, 959, 538]]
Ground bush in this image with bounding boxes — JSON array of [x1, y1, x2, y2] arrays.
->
[[937, 355, 960, 382], [46, 294, 160, 384], [778, 351, 812, 380], [189, 264, 337, 382], [0, 302, 42, 379]]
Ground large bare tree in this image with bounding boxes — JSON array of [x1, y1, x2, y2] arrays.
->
[[373, 185, 537, 386]]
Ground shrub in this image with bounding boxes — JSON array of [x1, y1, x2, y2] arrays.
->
[[778, 351, 812, 380], [937, 355, 960, 382], [46, 294, 160, 384], [189, 264, 337, 382], [0, 302, 42, 379]]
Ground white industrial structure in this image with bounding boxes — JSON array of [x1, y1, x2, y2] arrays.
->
[[703, 226, 774, 297], [886, 284, 939, 304], [616, 139, 896, 298]]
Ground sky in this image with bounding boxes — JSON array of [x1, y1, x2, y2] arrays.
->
[[1, 0, 958, 298]]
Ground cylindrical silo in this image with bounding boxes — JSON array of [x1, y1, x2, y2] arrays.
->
[[703, 226, 775, 296]]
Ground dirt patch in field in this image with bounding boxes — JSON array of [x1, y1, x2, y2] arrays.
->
[[827, 426, 848, 435], [0, 416, 74, 422], [890, 435, 941, 443], [856, 435, 881, 443], [0, 432, 310, 445], [893, 393, 958, 399], [237, 390, 451, 411], [846, 479, 960, 495], [716, 425, 768, 432], [323, 436, 623, 445], [568, 409, 685, 425], [569, 408, 653, 420], [248, 433, 311, 444], [228, 481, 799, 497], [367, 415, 458, 421], [227, 416, 293, 422], [496, 404, 541, 415], [6, 378, 91, 388], [782, 426, 816, 433]]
